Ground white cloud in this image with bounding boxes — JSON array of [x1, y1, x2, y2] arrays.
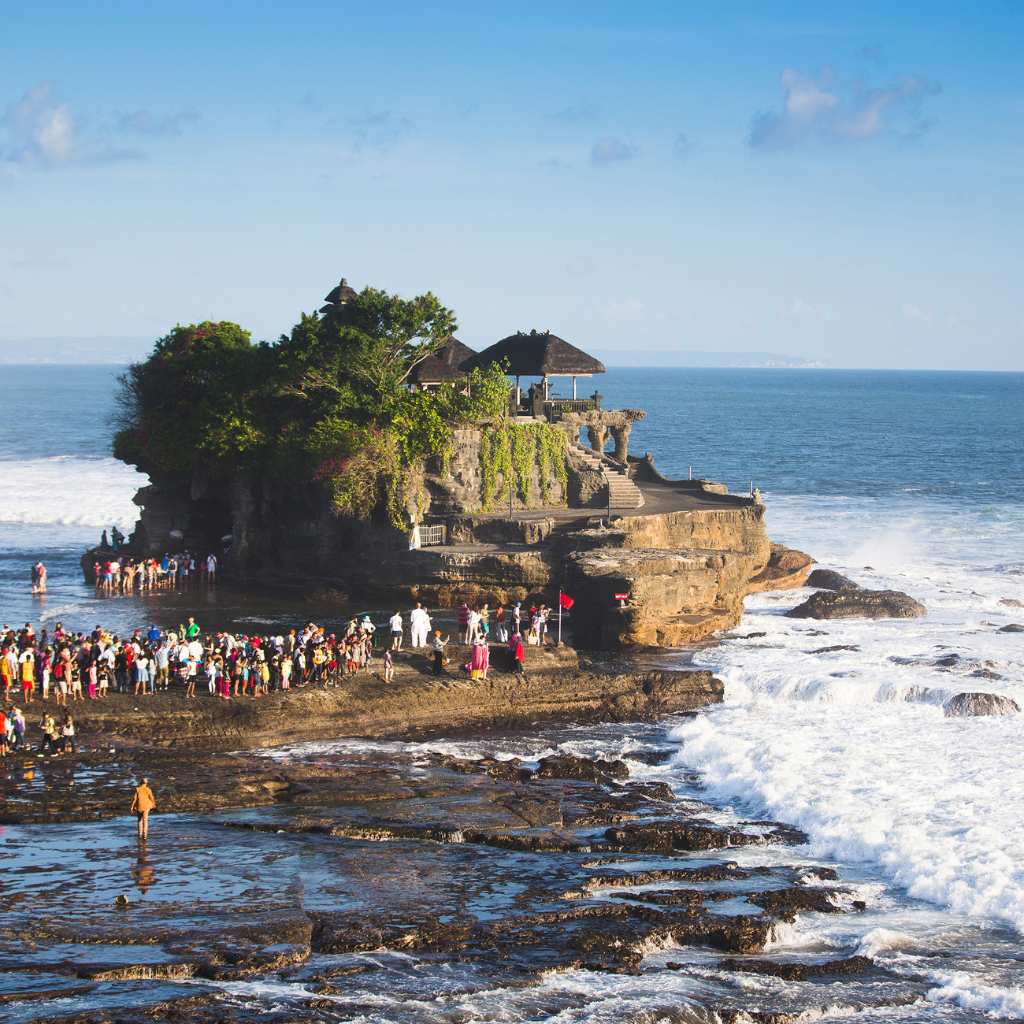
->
[[2, 81, 188, 172], [901, 302, 930, 323], [2, 82, 75, 166], [590, 137, 638, 165], [749, 67, 939, 150]]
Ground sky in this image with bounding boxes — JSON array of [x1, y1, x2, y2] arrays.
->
[[1, 1, 1022, 370]]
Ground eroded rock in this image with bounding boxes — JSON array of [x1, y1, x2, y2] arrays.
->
[[943, 692, 1020, 717], [787, 589, 926, 620], [806, 569, 861, 591]]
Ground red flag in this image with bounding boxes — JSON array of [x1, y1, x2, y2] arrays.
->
[[559, 592, 574, 610]]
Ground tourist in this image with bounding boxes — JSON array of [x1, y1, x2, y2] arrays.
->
[[383, 648, 394, 683], [0, 706, 7, 756], [409, 602, 431, 648], [494, 604, 507, 643], [510, 632, 527, 682], [430, 630, 449, 675], [31, 561, 47, 594], [11, 706, 27, 749], [389, 610, 403, 650], [206, 553, 217, 583], [458, 602, 471, 643], [536, 604, 550, 646], [60, 712, 76, 753], [130, 777, 157, 839], [39, 713, 60, 754], [1, 644, 14, 701], [19, 647, 35, 703], [134, 646, 151, 696], [469, 636, 489, 680]]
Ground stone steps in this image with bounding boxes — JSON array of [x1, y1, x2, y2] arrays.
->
[[571, 444, 645, 510]]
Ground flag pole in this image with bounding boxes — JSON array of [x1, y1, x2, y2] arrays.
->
[[557, 589, 563, 647]]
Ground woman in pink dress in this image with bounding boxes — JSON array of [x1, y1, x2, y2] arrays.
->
[[470, 638, 490, 680]]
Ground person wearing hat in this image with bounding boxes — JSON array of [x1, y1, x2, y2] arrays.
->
[[130, 777, 157, 839]]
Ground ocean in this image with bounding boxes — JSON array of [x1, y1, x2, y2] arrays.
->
[[2, 363, 1023, 1020]]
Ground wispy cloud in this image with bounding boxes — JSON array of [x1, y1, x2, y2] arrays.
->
[[1, 82, 75, 166], [749, 67, 940, 150], [673, 132, 693, 158], [590, 137, 638, 165], [2, 81, 196, 172], [115, 108, 200, 137]]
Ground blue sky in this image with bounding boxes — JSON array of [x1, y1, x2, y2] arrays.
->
[[2, 1, 1022, 369]]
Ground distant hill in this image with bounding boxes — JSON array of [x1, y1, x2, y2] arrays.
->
[[0, 336, 150, 364], [596, 349, 827, 369]]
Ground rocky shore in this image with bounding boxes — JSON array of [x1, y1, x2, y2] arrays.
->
[[0, 741, 932, 1023], [1, 645, 718, 777]]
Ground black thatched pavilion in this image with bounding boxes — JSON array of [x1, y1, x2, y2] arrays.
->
[[467, 329, 606, 407], [408, 336, 477, 389]]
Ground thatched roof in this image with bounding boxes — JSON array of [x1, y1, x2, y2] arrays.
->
[[408, 336, 477, 384], [320, 278, 358, 313], [466, 330, 605, 376]]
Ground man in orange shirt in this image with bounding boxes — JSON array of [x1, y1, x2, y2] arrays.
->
[[129, 777, 157, 839]]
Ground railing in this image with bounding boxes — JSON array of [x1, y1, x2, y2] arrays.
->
[[419, 524, 447, 547], [543, 398, 598, 419]]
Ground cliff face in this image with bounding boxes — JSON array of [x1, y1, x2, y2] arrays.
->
[[565, 504, 772, 648], [112, 440, 783, 651]]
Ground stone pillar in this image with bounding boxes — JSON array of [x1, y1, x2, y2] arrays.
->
[[587, 424, 607, 454], [612, 423, 632, 463]]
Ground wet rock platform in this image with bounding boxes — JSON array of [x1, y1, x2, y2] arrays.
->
[[0, 741, 932, 1023]]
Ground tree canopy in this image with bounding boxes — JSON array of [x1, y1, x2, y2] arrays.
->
[[113, 281, 511, 528]]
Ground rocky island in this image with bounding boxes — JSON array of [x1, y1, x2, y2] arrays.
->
[[89, 277, 811, 652]]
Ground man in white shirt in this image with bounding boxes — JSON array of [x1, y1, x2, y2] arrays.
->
[[388, 611, 404, 651], [409, 603, 431, 648]]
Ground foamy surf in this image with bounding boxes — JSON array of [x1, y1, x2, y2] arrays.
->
[[0, 455, 147, 530], [673, 492, 1024, 941]]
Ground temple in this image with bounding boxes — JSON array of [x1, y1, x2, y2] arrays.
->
[[99, 282, 808, 652]]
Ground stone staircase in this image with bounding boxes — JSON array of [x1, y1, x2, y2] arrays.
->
[[571, 443, 645, 510]]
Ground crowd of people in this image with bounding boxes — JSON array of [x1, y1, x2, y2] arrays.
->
[[1, 597, 559, 757], [91, 551, 218, 596]]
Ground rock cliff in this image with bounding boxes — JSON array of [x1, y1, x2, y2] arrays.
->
[[94, 445, 792, 650]]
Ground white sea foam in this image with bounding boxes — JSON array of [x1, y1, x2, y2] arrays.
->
[[0, 455, 147, 530], [671, 493, 1024, 941]]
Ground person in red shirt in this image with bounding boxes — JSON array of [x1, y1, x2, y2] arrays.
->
[[510, 632, 526, 683]]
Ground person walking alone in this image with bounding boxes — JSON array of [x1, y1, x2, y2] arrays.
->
[[130, 777, 157, 840]]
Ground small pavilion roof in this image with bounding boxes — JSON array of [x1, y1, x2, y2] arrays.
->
[[320, 277, 358, 313], [466, 330, 606, 377], [408, 336, 477, 384]]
